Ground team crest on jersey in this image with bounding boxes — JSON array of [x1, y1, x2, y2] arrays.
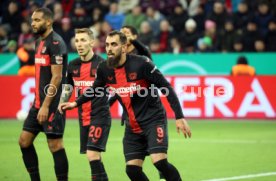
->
[[55, 55, 63, 64], [107, 76, 113, 81], [73, 69, 79, 75], [128, 72, 137, 80], [41, 47, 46, 53]]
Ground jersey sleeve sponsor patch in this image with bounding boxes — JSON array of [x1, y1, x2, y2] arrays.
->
[[54, 55, 63, 64]]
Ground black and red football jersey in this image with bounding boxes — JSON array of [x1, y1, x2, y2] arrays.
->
[[67, 54, 110, 126], [76, 54, 184, 133], [34, 31, 67, 110]]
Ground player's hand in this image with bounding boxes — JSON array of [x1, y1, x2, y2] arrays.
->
[[176, 118, 191, 138], [58, 102, 77, 114], [126, 34, 135, 44], [37, 106, 49, 124]]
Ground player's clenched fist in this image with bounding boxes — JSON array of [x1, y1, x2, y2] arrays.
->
[[176, 118, 192, 138], [58, 102, 77, 114]]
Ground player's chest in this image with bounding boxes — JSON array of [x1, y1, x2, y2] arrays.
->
[[71, 63, 97, 88], [34, 40, 51, 66], [106, 67, 148, 95]]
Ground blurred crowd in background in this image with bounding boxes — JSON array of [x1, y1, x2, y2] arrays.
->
[[0, 0, 276, 55]]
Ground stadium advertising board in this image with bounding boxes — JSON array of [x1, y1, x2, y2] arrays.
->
[[0, 76, 275, 119]]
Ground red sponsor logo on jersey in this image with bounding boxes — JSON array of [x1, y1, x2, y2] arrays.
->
[[53, 41, 59, 45], [128, 72, 137, 80]]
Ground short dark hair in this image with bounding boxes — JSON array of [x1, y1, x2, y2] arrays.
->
[[108, 30, 127, 44], [34, 8, 53, 20], [237, 56, 248, 65], [121, 25, 138, 36], [75, 28, 94, 39]]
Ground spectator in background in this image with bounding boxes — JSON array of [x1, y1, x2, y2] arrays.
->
[[2, 40, 17, 53], [207, 1, 228, 32], [242, 19, 261, 52], [232, 37, 244, 52], [124, 5, 147, 31], [56, 17, 74, 47], [266, 19, 276, 51], [60, 0, 74, 17], [0, 25, 9, 52], [70, 1, 92, 28], [104, 2, 125, 30], [218, 20, 240, 52], [254, 39, 266, 52], [90, 7, 104, 25], [98, 21, 113, 52], [196, 36, 213, 52], [169, 37, 183, 54], [179, 0, 201, 17], [180, 18, 201, 52], [231, 56, 256, 76], [157, 19, 173, 52], [118, 0, 139, 13], [168, 4, 188, 33], [204, 20, 218, 50], [18, 21, 34, 47], [138, 21, 154, 47], [233, 1, 253, 33], [145, 7, 165, 36], [17, 38, 35, 76], [254, 1, 273, 37], [149, 38, 162, 53], [53, 2, 63, 24], [1, 1, 23, 39], [193, 4, 206, 32]]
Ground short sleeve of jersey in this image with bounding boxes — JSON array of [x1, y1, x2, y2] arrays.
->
[[66, 62, 74, 86], [94, 62, 107, 87], [49, 40, 67, 65]]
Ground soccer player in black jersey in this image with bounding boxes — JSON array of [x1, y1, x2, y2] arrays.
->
[[60, 31, 191, 181], [114, 25, 166, 181], [109, 25, 152, 125], [18, 8, 68, 181], [59, 28, 110, 181]]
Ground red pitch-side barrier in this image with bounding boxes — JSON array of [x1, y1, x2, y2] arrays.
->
[[0, 76, 275, 119]]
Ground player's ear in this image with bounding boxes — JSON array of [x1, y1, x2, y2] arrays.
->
[[122, 43, 127, 53], [46, 18, 53, 28], [90, 39, 94, 47]]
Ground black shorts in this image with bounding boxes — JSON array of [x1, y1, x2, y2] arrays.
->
[[123, 124, 168, 162], [23, 106, 65, 139], [80, 119, 111, 154]]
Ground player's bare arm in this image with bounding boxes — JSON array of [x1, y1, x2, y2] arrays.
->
[[58, 101, 77, 114], [60, 84, 73, 103], [176, 118, 191, 138], [37, 64, 63, 124]]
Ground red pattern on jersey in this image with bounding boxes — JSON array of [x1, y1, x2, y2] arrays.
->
[[114, 67, 143, 133], [73, 62, 95, 126]]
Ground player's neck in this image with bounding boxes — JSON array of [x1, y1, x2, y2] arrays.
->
[[81, 51, 94, 62], [118, 54, 127, 67], [41, 28, 53, 39]]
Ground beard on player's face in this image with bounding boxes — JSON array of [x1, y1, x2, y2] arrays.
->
[[107, 50, 122, 68], [32, 24, 47, 35]]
